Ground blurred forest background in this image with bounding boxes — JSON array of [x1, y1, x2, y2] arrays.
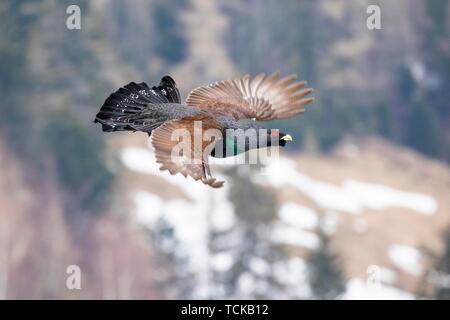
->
[[0, 0, 449, 299]]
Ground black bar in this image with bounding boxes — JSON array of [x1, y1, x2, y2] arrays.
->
[[0, 300, 447, 318]]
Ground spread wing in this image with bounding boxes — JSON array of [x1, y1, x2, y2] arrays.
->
[[185, 72, 314, 121], [150, 117, 225, 188]]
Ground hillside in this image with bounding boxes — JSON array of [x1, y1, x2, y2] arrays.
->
[[113, 134, 450, 298], [0, 0, 449, 299]]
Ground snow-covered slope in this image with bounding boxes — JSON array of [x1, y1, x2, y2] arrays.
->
[[117, 137, 450, 299], [262, 157, 437, 215]]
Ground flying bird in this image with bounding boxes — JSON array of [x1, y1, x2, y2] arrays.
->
[[94, 73, 314, 188]]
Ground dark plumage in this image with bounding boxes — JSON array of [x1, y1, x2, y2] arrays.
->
[[94, 77, 199, 134], [94, 73, 314, 188]]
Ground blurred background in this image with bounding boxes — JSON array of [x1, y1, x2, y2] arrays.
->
[[0, 0, 449, 299]]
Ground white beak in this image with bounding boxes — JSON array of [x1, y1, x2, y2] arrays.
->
[[280, 134, 293, 142]]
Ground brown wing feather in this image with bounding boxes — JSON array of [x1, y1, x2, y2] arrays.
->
[[185, 72, 314, 121], [150, 118, 225, 188]]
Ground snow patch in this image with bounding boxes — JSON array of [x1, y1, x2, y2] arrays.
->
[[133, 191, 164, 226], [322, 211, 339, 235], [273, 258, 311, 299], [388, 244, 423, 276], [121, 147, 161, 175], [249, 257, 271, 276], [378, 267, 398, 285], [263, 157, 437, 215], [343, 278, 414, 300], [278, 203, 318, 230], [211, 253, 234, 272], [265, 158, 361, 213], [237, 273, 256, 296], [211, 206, 236, 232], [271, 224, 320, 250], [343, 180, 437, 215]]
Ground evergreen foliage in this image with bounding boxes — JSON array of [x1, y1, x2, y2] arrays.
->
[[222, 1, 450, 162], [308, 229, 346, 299], [434, 231, 450, 299], [152, 0, 188, 64], [207, 166, 290, 299], [0, 1, 115, 214], [147, 217, 197, 299], [43, 112, 114, 212]]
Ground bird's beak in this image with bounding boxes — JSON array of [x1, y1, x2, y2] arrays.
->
[[280, 134, 293, 142]]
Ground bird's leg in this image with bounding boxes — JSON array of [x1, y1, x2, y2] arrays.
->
[[204, 162, 212, 179], [202, 161, 224, 188], [201, 163, 208, 180]]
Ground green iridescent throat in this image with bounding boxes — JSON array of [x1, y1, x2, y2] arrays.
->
[[225, 137, 238, 155]]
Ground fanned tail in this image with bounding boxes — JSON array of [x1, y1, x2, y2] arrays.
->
[[94, 76, 181, 133]]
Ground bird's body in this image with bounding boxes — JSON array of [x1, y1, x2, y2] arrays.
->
[[94, 73, 314, 188]]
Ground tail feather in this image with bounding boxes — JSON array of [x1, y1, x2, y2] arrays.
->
[[159, 76, 181, 103], [94, 76, 182, 133]]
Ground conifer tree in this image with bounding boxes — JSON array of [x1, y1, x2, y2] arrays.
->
[[432, 230, 450, 299], [148, 217, 197, 299], [308, 228, 345, 299], [207, 166, 289, 299]]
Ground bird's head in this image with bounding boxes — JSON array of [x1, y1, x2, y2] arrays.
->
[[269, 130, 293, 147], [211, 127, 293, 158]]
